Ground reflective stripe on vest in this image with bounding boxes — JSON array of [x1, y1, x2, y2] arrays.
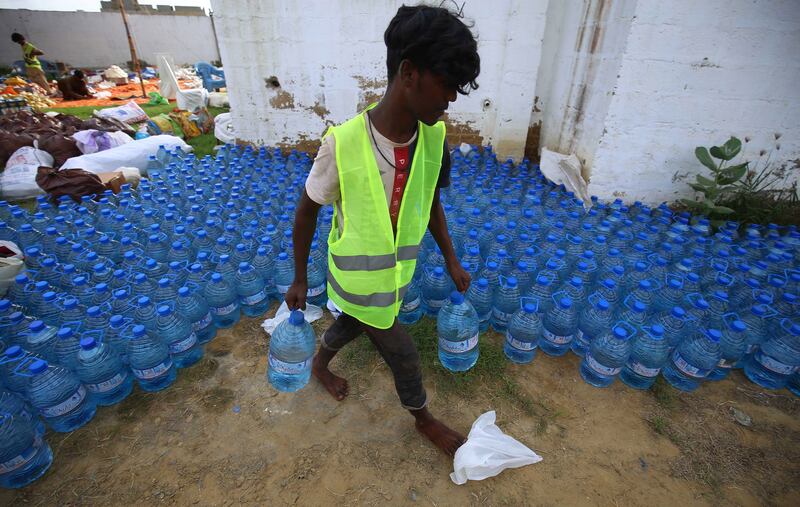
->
[[325, 104, 444, 329]]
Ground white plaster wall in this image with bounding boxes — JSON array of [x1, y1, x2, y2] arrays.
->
[[0, 9, 219, 68], [588, 0, 800, 203], [210, 0, 548, 156]]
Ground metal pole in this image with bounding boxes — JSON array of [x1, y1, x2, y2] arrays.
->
[[117, 0, 147, 98]]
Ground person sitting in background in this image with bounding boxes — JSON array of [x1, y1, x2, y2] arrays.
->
[[57, 70, 92, 101], [10, 32, 52, 95]]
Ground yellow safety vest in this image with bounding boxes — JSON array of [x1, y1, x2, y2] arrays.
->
[[326, 105, 445, 329]]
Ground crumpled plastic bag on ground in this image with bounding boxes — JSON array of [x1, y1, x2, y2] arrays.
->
[[261, 301, 323, 336], [73, 129, 132, 154], [0, 241, 24, 297], [450, 411, 542, 485]]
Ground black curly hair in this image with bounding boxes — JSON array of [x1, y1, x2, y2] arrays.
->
[[384, 5, 480, 95]]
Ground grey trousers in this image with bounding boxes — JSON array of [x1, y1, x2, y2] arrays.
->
[[321, 312, 428, 410]]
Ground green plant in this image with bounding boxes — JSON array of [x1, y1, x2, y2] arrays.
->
[[681, 136, 749, 222]]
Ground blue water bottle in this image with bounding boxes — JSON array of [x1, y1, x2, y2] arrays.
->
[[662, 328, 722, 392], [75, 336, 134, 406], [572, 295, 613, 357], [398, 280, 423, 325], [744, 319, 800, 390], [176, 287, 217, 344], [465, 278, 493, 332], [620, 324, 671, 390], [580, 322, 635, 388], [155, 305, 203, 369], [204, 272, 241, 328], [127, 325, 177, 393], [504, 299, 541, 364], [437, 291, 480, 372], [0, 412, 53, 489], [236, 262, 270, 317], [24, 359, 97, 432], [267, 310, 316, 392], [541, 295, 578, 356]]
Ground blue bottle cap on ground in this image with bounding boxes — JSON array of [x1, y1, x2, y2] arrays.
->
[[109, 315, 124, 327], [559, 297, 572, 309], [613, 327, 629, 339], [79, 337, 97, 350], [132, 325, 147, 338], [87, 306, 101, 317], [705, 329, 722, 342], [211, 273, 223, 282], [29, 320, 45, 332], [449, 291, 464, 304], [29, 359, 48, 374], [157, 305, 171, 316], [288, 310, 304, 325]]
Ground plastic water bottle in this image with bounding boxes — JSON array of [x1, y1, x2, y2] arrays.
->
[[235, 262, 270, 317], [267, 310, 316, 392], [526, 273, 556, 315], [24, 359, 97, 432], [305, 257, 327, 307], [204, 273, 240, 328], [490, 276, 520, 332], [75, 337, 133, 406], [106, 315, 132, 364], [0, 411, 53, 489], [0, 346, 34, 394], [19, 321, 59, 363], [51, 327, 81, 372], [0, 390, 44, 440], [541, 296, 578, 356], [504, 301, 541, 364], [127, 325, 176, 392], [421, 266, 451, 316], [706, 317, 748, 381], [466, 278, 493, 332], [155, 305, 203, 369], [580, 324, 634, 388], [176, 287, 216, 344], [620, 324, 671, 390], [572, 296, 613, 357], [437, 291, 480, 372], [744, 319, 800, 390], [398, 281, 423, 325], [133, 296, 159, 332], [252, 246, 276, 297], [273, 252, 294, 299], [662, 328, 722, 392]]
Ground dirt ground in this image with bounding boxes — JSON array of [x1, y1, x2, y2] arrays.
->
[[3, 304, 799, 506]]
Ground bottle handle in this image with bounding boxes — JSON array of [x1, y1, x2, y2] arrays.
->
[[722, 312, 740, 329], [82, 328, 105, 345], [12, 355, 39, 377], [685, 292, 703, 307], [551, 290, 567, 306], [519, 296, 539, 313], [613, 320, 637, 340], [715, 272, 734, 287], [780, 318, 795, 334], [588, 291, 603, 308]]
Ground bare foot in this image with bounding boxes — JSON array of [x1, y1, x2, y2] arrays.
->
[[312, 354, 349, 401], [415, 416, 466, 457]]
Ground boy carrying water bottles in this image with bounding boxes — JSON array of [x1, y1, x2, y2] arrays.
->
[[285, 5, 480, 456]]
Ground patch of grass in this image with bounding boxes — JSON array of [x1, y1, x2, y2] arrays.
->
[[651, 415, 670, 436], [650, 376, 677, 410]]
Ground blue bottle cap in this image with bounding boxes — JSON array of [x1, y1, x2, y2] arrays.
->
[[613, 327, 629, 339], [93, 262, 106, 273], [14, 273, 28, 284], [632, 301, 646, 312], [158, 278, 170, 288], [172, 241, 183, 249], [96, 283, 108, 292], [433, 266, 445, 276], [9, 311, 23, 323], [639, 280, 651, 290], [668, 279, 681, 289], [559, 297, 572, 309], [706, 329, 722, 342], [34, 281, 48, 291], [612, 266, 624, 276], [211, 273, 223, 282], [569, 277, 582, 287], [63, 297, 78, 309], [477, 278, 489, 289], [0, 299, 9, 311], [137, 296, 151, 307], [157, 305, 171, 316], [29, 320, 45, 332], [79, 337, 97, 350], [672, 306, 686, 318], [506, 276, 518, 287], [288, 310, 304, 325], [730, 320, 746, 333], [650, 324, 665, 336], [132, 325, 147, 338], [178, 287, 190, 297], [28, 359, 48, 374], [109, 315, 124, 327], [597, 299, 610, 311], [239, 262, 250, 271], [449, 291, 464, 304], [278, 252, 288, 260], [87, 306, 101, 317]]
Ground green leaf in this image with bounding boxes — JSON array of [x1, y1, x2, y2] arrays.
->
[[680, 198, 707, 211], [696, 174, 716, 186], [722, 137, 742, 159], [712, 205, 735, 215], [717, 162, 748, 185], [688, 182, 708, 193], [709, 145, 725, 160], [695, 147, 717, 171]]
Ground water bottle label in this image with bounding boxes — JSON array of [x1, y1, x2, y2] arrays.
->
[[169, 332, 198, 354], [401, 296, 421, 313], [439, 332, 479, 354], [671, 351, 708, 378], [627, 359, 660, 378], [268, 353, 311, 375], [0, 440, 39, 475], [192, 312, 213, 332], [426, 298, 446, 310], [585, 352, 621, 376], [754, 351, 796, 375], [212, 302, 237, 316], [543, 328, 573, 345], [307, 284, 326, 297], [242, 289, 267, 306], [276, 283, 290, 294], [86, 371, 128, 393], [506, 332, 536, 351], [716, 358, 736, 370], [132, 358, 173, 380], [492, 308, 512, 324], [40, 385, 87, 418]]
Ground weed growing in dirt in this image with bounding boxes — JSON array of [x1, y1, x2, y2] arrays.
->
[[650, 377, 677, 410]]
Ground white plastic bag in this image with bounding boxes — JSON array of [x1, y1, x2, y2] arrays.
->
[[450, 411, 542, 485], [208, 91, 229, 108], [0, 241, 24, 297], [73, 129, 132, 154], [214, 112, 237, 144], [261, 301, 323, 336], [60, 134, 189, 175], [539, 148, 591, 207], [95, 100, 148, 124], [0, 146, 53, 200]]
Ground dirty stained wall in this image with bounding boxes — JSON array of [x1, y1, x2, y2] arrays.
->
[[210, 0, 548, 157]]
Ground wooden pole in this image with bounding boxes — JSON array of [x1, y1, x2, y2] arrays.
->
[[117, 0, 147, 98]]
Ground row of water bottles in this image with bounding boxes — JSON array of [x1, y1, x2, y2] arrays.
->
[[397, 145, 799, 394], [0, 143, 330, 488]]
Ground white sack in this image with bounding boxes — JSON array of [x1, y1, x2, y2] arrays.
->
[[0, 146, 54, 200], [451, 411, 542, 485], [261, 302, 322, 336], [0, 241, 24, 297], [73, 129, 132, 154], [60, 135, 189, 175], [539, 148, 591, 206], [214, 112, 237, 144]]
